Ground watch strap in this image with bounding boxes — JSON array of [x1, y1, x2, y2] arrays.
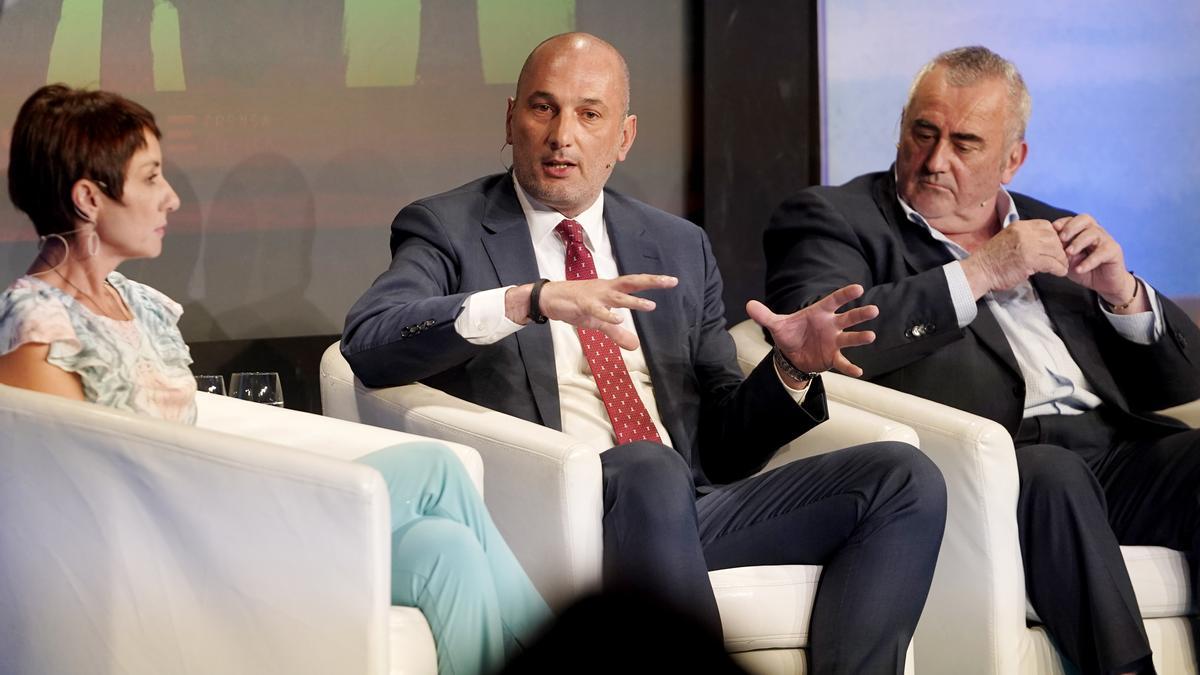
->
[[528, 278, 551, 324], [773, 347, 819, 382]]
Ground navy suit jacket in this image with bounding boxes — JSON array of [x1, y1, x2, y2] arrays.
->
[[343, 173, 824, 486], [764, 170, 1200, 436]]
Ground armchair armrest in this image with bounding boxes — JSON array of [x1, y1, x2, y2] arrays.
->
[[824, 372, 1024, 675], [320, 343, 603, 610], [730, 318, 1024, 675], [194, 390, 483, 494], [760, 399, 919, 473]]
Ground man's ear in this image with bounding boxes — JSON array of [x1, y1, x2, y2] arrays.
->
[[615, 114, 637, 162], [1000, 139, 1028, 184], [505, 97, 516, 145]]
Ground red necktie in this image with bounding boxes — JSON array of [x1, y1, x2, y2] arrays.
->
[[555, 219, 661, 445]]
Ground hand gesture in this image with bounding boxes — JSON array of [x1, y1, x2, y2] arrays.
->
[[1053, 214, 1137, 306], [746, 284, 879, 378], [507, 274, 678, 350], [961, 219, 1068, 297]]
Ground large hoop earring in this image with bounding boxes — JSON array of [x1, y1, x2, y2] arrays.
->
[[79, 227, 99, 258], [34, 233, 71, 275]]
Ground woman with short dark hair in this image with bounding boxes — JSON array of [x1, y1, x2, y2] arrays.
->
[[1, 84, 190, 415], [0, 84, 549, 675]]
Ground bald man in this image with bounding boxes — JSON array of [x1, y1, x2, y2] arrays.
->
[[344, 33, 946, 672]]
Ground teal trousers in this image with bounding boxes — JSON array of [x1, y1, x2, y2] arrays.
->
[[357, 442, 551, 675]]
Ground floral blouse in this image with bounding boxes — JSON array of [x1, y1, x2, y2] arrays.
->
[[0, 272, 197, 424]]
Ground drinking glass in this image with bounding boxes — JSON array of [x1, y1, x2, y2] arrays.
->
[[194, 374, 227, 396], [229, 372, 284, 407]]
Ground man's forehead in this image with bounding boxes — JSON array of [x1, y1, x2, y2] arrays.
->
[[910, 75, 1008, 130], [521, 56, 622, 103]]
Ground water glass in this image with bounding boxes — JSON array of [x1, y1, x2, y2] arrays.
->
[[229, 372, 284, 407], [194, 374, 227, 396]]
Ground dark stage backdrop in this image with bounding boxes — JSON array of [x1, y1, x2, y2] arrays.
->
[[700, 1, 820, 324]]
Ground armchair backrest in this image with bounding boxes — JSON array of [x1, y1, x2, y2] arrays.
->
[[729, 318, 1026, 675], [0, 384, 392, 675]]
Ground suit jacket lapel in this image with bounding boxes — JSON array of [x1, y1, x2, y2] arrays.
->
[[606, 194, 668, 327], [604, 194, 689, 446], [871, 171, 1022, 380], [479, 178, 562, 430]]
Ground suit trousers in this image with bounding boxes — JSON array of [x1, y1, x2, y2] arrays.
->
[[1014, 408, 1200, 675], [599, 440, 946, 675]]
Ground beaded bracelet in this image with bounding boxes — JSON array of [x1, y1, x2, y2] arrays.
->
[[1109, 274, 1140, 312]]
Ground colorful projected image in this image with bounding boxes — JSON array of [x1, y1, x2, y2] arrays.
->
[[0, 0, 689, 340], [0, 0, 581, 244], [12, 0, 576, 92]]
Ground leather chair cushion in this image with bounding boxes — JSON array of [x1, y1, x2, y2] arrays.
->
[[388, 607, 437, 674], [1026, 546, 1193, 623], [711, 565, 821, 653]]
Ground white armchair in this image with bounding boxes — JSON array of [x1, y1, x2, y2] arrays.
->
[[0, 383, 482, 675], [730, 318, 1200, 675], [320, 341, 918, 675]]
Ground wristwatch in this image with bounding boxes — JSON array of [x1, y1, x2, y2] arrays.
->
[[527, 278, 551, 324], [773, 347, 820, 383]]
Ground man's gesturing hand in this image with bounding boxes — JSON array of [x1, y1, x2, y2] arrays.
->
[[746, 284, 879, 379], [505, 274, 678, 350]]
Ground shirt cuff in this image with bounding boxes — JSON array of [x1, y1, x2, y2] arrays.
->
[[944, 261, 978, 328], [454, 286, 525, 345], [1099, 276, 1164, 345], [774, 363, 811, 405]]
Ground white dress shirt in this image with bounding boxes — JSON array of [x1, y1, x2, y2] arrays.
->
[[899, 189, 1163, 417], [453, 176, 807, 449]]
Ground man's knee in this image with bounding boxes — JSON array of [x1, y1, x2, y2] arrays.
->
[[601, 442, 695, 516], [1017, 444, 1100, 499], [862, 441, 947, 511]]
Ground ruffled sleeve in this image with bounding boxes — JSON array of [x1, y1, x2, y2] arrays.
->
[[1, 274, 197, 425], [0, 279, 84, 360]]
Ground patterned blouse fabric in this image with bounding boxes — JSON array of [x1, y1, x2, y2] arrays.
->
[[0, 272, 197, 424]]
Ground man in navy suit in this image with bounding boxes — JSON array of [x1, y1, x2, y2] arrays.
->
[[765, 46, 1200, 674], [343, 33, 946, 673]]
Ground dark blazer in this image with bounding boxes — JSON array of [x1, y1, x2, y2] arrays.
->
[[764, 170, 1200, 436], [343, 173, 824, 486]]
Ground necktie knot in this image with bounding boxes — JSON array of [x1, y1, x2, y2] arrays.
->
[[555, 219, 585, 248]]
